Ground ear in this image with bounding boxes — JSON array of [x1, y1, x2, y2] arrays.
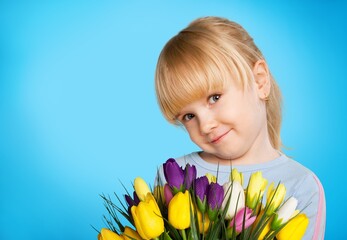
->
[[253, 59, 271, 100]]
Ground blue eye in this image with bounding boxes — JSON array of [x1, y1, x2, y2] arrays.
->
[[208, 94, 221, 104], [183, 113, 195, 122]]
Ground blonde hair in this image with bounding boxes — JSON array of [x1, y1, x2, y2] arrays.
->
[[155, 16, 283, 149]]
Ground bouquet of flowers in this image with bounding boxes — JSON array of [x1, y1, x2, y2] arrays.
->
[[97, 158, 309, 240]]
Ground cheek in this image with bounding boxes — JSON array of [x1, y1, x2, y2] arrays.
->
[[186, 127, 201, 144]]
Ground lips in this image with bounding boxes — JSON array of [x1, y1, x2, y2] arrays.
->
[[210, 130, 230, 144]]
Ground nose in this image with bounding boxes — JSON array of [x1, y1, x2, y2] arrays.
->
[[198, 113, 217, 135]]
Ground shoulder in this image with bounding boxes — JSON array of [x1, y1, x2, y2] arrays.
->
[[284, 157, 323, 191], [282, 157, 326, 239], [260, 155, 325, 212], [270, 156, 323, 197], [262, 155, 326, 239]]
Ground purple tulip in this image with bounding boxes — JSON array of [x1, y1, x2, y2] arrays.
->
[[195, 176, 209, 213], [125, 191, 140, 215], [207, 182, 224, 221], [125, 194, 135, 207], [184, 164, 197, 189], [207, 182, 224, 210], [229, 207, 256, 233], [125, 191, 140, 208], [163, 158, 184, 191], [195, 176, 209, 201], [133, 191, 140, 205]]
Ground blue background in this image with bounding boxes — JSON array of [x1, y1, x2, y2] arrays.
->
[[1, 1, 346, 239]]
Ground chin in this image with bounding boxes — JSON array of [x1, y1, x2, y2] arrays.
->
[[214, 149, 244, 161], [212, 152, 235, 161]]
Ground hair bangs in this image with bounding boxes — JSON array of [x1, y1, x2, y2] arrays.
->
[[156, 35, 237, 124]]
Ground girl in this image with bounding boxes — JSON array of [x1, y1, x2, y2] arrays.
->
[[155, 17, 325, 239]]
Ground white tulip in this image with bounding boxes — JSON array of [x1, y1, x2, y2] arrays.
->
[[221, 181, 245, 220], [277, 197, 298, 223], [271, 197, 298, 230]]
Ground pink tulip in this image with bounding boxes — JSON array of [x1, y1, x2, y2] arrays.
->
[[229, 207, 256, 233], [164, 183, 173, 206]]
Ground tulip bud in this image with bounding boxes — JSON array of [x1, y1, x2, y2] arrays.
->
[[207, 182, 224, 221], [164, 183, 173, 206], [125, 191, 141, 216], [246, 172, 268, 210], [134, 177, 151, 201], [131, 193, 164, 239], [184, 164, 197, 189], [197, 209, 210, 233], [271, 197, 298, 230], [98, 228, 124, 240], [125, 191, 140, 207], [257, 220, 271, 240], [276, 213, 309, 240], [230, 169, 243, 186], [125, 194, 136, 208], [195, 176, 209, 213], [221, 181, 245, 220], [153, 185, 164, 205], [168, 190, 192, 229], [266, 183, 286, 215], [122, 226, 142, 240], [205, 173, 217, 183], [229, 207, 256, 234], [163, 158, 184, 192]]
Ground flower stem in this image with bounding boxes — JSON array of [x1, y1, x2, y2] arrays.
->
[[180, 229, 187, 240]]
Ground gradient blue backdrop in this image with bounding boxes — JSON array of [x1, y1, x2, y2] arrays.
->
[[1, 1, 346, 239]]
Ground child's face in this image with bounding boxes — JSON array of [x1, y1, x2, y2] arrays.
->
[[177, 82, 269, 162]]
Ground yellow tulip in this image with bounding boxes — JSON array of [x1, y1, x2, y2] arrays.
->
[[257, 221, 271, 240], [251, 210, 271, 240], [98, 228, 124, 240], [168, 190, 191, 229], [153, 185, 164, 204], [230, 168, 244, 186], [266, 183, 286, 215], [196, 209, 210, 233], [134, 177, 151, 201], [122, 226, 142, 240], [276, 214, 309, 240], [246, 172, 268, 209], [131, 193, 164, 239], [205, 173, 217, 183]]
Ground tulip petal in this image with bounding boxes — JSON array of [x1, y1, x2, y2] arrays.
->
[[164, 184, 173, 206], [99, 228, 124, 240], [134, 177, 151, 201], [229, 207, 256, 233], [276, 214, 309, 240], [168, 190, 191, 230], [163, 158, 184, 190], [131, 194, 164, 239], [222, 181, 245, 220], [195, 176, 209, 202], [207, 183, 224, 210], [123, 226, 142, 240], [184, 164, 197, 189]]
